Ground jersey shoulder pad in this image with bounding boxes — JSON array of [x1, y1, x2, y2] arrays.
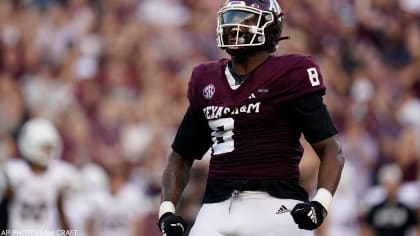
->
[[268, 54, 326, 102], [187, 59, 227, 109], [3, 159, 30, 185]]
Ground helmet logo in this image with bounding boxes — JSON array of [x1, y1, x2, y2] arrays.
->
[[203, 84, 216, 99], [251, 3, 260, 9]]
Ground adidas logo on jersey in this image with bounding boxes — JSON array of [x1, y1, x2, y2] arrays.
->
[[276, 205, 290, 214], [248, 93, 256, 99]]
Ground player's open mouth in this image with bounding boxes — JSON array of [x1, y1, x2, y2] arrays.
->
[[228, 28, 246, 44]]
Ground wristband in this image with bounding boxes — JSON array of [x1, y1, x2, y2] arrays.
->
[[159, 201, 176, 218], [312, 188, 332, 211]]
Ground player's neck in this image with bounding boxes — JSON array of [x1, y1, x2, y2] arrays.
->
[[230, 51, 270, 75], [29, 163, 48, 174]]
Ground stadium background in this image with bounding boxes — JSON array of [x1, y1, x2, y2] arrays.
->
[[0, 0, 419, 235]]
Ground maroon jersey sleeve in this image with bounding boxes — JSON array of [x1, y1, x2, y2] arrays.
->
[[267, 55, 326, 104], [187, 66, 199, 109]]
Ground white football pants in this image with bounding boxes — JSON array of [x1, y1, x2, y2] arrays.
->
[[189, 191, 314, 236]]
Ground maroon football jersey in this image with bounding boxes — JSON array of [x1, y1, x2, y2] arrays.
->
[[187, 54, 326, 180]]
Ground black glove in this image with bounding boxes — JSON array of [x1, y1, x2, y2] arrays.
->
[[158, 212, 187, 236], [291, 201, 327, 230]]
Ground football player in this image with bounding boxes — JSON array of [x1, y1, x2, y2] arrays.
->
[[158, 0, 345, 235], [86, 162, 152, 236], [0, 118, 77, 234]]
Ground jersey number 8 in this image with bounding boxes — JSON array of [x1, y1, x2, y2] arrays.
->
[[307, 67, 320, 87], [208, 118, 235, 155]]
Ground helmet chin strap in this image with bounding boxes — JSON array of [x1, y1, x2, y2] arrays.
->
[[226, 35, 289, 56], [226, 46, 263, 56], [279, 36, 291, 41]]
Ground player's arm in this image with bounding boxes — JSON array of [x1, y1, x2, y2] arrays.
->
[[161, 151, 194, 207], [158, 106, 212, 235], [311, 135, 343, 199], [0, 168, 14, 202], [159, 151, 192, 235], [287, 94, 345, 230], [86, 215, 96, 236], [57, 190, 71, 232]]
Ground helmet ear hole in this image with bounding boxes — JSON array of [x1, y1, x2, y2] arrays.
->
[[263, 13, 283, 53]]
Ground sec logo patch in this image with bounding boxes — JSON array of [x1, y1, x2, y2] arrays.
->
[[203, 84, 215, 99]]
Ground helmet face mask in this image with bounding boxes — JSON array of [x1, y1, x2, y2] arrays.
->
[[216, 0, 284, 54], [18, 118, 62, 167], [217, 7, 274, 48]]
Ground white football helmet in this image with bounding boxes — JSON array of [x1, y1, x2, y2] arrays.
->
[[18, 118, 62, 167], [80, 163, 109, 191]]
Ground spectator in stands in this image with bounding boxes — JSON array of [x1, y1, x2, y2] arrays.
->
[[364, 164, 418, 236]]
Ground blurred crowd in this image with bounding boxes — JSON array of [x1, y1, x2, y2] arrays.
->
[[0, 0, 419, 235]]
